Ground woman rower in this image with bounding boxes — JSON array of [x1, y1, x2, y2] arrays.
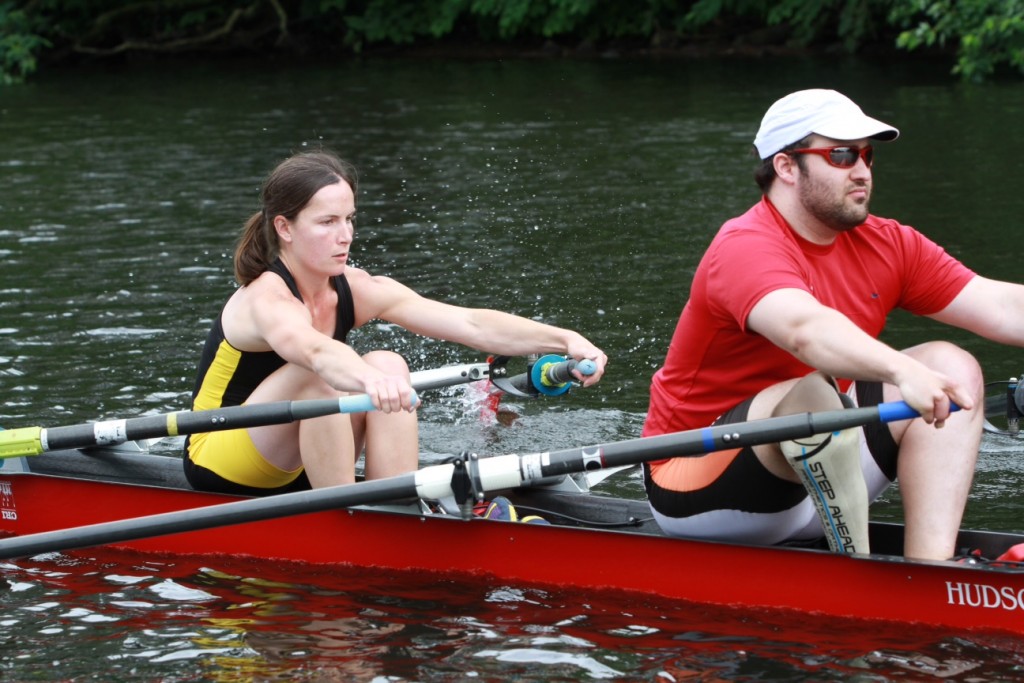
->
[[184, 150, 606, 496]]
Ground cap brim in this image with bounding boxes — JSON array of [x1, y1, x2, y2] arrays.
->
[[815, 115, 899, 143]]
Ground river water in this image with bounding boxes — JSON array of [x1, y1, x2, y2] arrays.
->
[[2, 54, 1024, 679]]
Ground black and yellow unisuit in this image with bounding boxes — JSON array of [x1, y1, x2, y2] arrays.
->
[[183, 258, 355, 496]]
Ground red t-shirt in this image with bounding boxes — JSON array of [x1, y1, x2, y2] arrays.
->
[[643, 197, 976, 447]]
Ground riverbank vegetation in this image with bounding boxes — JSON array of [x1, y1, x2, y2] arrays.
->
[[2, 0, 1022, 84]]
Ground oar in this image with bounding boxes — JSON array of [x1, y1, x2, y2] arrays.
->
[[408, 362, 490, 391], [0, 357, 590, 459], [0, 400, 926, 560], [0, 362, 491, 459], [0, 393, 416, 459]]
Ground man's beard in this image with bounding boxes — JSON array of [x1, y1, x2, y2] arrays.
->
[[798, 171, 871, 232]]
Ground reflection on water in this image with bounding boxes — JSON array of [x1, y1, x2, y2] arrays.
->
[[4, 549, 1024, 681]]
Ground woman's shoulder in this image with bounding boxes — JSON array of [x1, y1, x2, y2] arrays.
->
[[227, 270, 302, 315], [345, 265, 423, 321], [344, 265, 406, 293], [342, 265, 371, 282], [244, 268, 292, 295]]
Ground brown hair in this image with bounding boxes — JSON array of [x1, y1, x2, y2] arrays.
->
[[753, 137, 811, 193], [234, 151, 359, 285]]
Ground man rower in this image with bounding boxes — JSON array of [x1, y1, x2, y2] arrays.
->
[[643, 88, 1024, 561]]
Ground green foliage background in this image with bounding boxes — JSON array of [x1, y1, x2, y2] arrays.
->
[[2, 0, 1022, 83]]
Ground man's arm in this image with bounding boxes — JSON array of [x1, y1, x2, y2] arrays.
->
[[929, 276, 1024, 344], [747, 288, 974, 423]]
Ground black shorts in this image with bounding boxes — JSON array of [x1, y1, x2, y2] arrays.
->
[[183, 457, 313, 497], [644, 381, 898, 519]]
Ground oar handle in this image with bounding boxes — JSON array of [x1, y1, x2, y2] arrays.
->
[[877, 400, 961, 423], [539, 358, 597, 386], [0, 391, 417, 459], [517, 355, 597, 397]]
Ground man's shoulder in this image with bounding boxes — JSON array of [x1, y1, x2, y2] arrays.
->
[[715, 201, 787, 248], [721, 196, 788, 229], [860, 213, 903, 230]]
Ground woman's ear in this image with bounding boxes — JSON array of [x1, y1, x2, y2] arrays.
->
[[273, 215, 292, 243]]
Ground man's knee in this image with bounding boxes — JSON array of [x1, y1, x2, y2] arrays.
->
[[771, 371, 845, 417], [905, 341, 983, 395]]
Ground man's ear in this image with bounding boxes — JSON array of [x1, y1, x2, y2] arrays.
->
[[773, 152, 799, 185]]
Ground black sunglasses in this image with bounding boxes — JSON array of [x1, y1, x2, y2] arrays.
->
[[787, 145, 874, 169]]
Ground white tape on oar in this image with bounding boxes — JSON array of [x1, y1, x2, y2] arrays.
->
[[414, 463, 457, 501], [477, 454, 524, 491], [92, 420, 129, 446], [520, 453, 545, 480], [581, 446, 602, 471]]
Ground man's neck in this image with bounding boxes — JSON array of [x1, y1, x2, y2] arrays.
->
[[765, 192, 840, 246]]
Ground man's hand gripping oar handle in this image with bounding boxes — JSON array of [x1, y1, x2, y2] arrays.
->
[[0, 391, 418, 459]]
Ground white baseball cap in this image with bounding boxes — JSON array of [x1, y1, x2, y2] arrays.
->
[[753, 89, 899, 159]]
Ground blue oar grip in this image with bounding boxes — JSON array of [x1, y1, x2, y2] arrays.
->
[[577, 359, 597, 376], [337, 390, 419, 414], [876, 399, 961, 423]]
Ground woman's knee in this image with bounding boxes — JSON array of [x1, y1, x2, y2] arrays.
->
[[362, 350, 410, 376], [250, 362, 334, 402]]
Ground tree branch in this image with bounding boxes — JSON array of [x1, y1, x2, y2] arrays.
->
[[71, 2, 266, 56]]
